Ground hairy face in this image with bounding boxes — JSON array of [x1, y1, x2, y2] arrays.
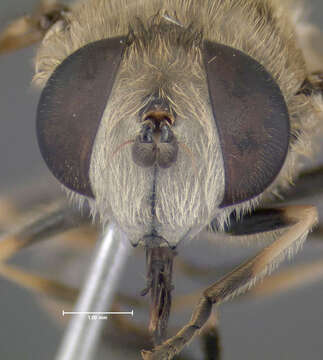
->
[[88, 25, 226, 246], [36, 13, 291, 247]]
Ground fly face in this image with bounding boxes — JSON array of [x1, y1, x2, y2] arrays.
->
[[34, 14, 293, 347], [1, 1, 323, 359], [36, 23, 226, 247], [36, 18, 289, 248]]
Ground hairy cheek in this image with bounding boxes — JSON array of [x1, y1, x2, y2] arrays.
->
[[89, 136, 154, 234], [88, 101, 225, 244]]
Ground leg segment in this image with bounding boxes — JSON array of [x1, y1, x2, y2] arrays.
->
[[213, 207, 290, 236], [141, 205, 317, 359], [0, 263, 78, 302], [0, 200, 90, 261], [250, 258, 323, 298], [0, 1, 69, 54], [0, 200, 90, 299]]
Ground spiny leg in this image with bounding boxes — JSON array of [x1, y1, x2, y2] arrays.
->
[[176, 209, 289, 283], [249, 258, 323, 298], [175, 207, 299, 281], [175, 256, 323, 305], [141, 205, 317, 359], [0, 0, 69, 54], [179, 165, 323, 280], [175, 204, 323, 306]]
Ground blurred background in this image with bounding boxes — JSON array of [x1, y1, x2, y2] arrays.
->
[[1, 0, 323, 359]]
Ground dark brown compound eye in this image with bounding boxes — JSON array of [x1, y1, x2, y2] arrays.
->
[[37, 37, 127, 197], [203, 41, 290, 207]]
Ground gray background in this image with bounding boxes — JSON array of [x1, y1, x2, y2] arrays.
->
[[1, 1, 323, 359]]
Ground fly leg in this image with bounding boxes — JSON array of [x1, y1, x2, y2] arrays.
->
[[0, 0, 69, 54], [0, 199, 90, 301], [142, 205, 318, 359]]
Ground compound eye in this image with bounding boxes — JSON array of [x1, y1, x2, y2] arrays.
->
[[37, 37, 126, 197], [203, 41, 290, 207]]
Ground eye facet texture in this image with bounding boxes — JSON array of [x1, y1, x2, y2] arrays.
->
[[37, 37, 126, 197], [203, 41, 290, 207]]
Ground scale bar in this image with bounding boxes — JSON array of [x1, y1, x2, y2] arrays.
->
[[62, 310, 134, 316]]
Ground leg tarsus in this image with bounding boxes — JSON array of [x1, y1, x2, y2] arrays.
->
[[142, 205, 317, 359], [205, 205, 317, 303], [142, 297, 212, 360]]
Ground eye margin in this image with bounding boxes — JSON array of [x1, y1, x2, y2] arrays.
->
[[202, 40, 290, 208], [36, 36, 128, 197]]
